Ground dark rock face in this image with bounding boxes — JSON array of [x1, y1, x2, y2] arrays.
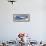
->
[[2, 43, 6, 46], [43, 44, 46, 46]]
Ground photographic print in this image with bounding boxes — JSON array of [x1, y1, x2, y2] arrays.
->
[[13, 14, 30, 22], [0, 0, 46, 46]]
